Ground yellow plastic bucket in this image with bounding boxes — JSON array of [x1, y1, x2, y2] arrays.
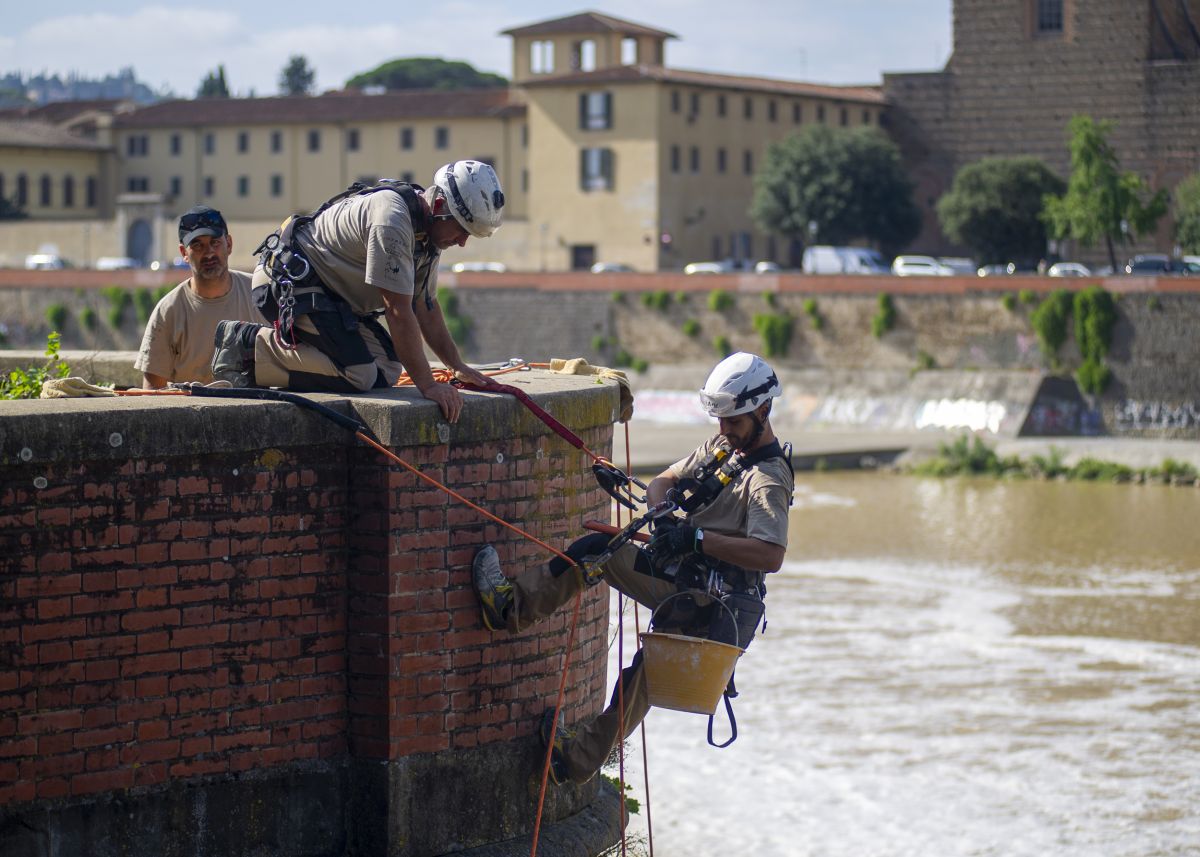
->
[[638, 632, 743, 715]]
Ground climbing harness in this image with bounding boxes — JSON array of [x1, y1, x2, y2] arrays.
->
[[252, 179, 439, 351]]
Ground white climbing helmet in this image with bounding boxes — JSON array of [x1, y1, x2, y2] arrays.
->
[[432, 160, 505, 238], [699, 352, 781, 418]]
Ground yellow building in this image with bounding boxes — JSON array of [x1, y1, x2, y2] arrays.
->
[[0, 120, 113, 220], [3, 11, 883, 272]]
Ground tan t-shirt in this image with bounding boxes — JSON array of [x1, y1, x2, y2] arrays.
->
[[135, 270, 258, 383], [666, 436, 793, 549], [294, 190, 439, 316]]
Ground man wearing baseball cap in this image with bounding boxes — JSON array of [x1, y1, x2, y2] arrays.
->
[[135, 205, 260, 388]]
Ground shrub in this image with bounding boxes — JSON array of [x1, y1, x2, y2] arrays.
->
[[1018, 288, 1038, 305], [1069, 457, 1133, 482], [915, 349, 936, 371], [101, 287, 132, 329], [682, 318, 700, 337], [591, 335, 608, 351], [1072, 286, 1116, 394], [1147, 294, 1161, 311], [1029, 289, 1072, 364], [0, 332, 71, 399], [802, 297, 823, 331], [753, 312, 793, 357], [134, 289, 156, 325], [871, 292, 895, 338], [641, 290, 671, 311], [762, 292, 777, 308], [1001, 293, 1016, 312], [712, 334, 732, 357], [45, 303, 67, 332], [437, 286, 471, 341], [708, 290, 734, 312], [631, 357, 649, 373], [611, 291, 625, 303], [79, 306, 98, 332]]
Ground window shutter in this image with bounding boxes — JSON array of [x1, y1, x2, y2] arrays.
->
[[601, 149, 615, 190], [579, 93, 588, 130]]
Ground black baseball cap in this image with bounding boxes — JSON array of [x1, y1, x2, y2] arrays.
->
[[179, 205, 227, 245]]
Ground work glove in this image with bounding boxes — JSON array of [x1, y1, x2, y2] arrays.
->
[[647, 523, 702, 563]]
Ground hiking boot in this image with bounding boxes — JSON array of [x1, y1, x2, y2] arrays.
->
[[212, 320, 263, 387], [472, 545, 513, 631], [539, 708, 574, 786]]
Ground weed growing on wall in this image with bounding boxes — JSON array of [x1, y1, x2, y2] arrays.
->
[[712, 334, 732, 357], [1019, 289, 1038, 305], [753, 312, 793, 357], [802, 297, 823, 331], [1001, 293, 1017, 312], [436, 287, 471, 342], [1073, 286, 1116, 394], [591, 335, 608, 352], [611, 291, 625, 303], [708, 290, 733, 312], [682, 319, 700, 337], [915, 349, 936, 371], [640, 290, 671, 311], [762, 292, 777, 308], [134, 289, 156, 325], [871, 293, 895, 338], [100, 287, 132, 329], [80, 306, 97, 332], [1029, 289, 1072, 365], [45, 303, 67, 332], [0, 332, 70, 399]]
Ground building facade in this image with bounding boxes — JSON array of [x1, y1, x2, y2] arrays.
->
[[884, 0, 1200, 261]]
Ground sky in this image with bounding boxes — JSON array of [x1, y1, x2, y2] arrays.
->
[[1, 1, 952, 99]]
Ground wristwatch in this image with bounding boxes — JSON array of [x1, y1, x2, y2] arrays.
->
[[694, 528, 705, 555]]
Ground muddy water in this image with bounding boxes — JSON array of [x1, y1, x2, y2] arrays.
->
[[607, 473, 1200, 856]]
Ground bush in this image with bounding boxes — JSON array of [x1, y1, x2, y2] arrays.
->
[[591, 335, 608, 352], [437, 286, 471, 341], [712, 334, 732, 357], [1001, 293, 1016, 312], [1029, 289, 1072, 363], [1072, 286, 1116, 394], [1069, 457, 1133, 482], [871, 293, 895, 338], [753, 312, 793, 358], [134, 289, 156, 325], [631, 357, 649, 373], [682, 319, 700, 337], [915, 349, 936, 371], [641, 290, 671, 311], [762, 292, 777, 308], [611, 291, 625, 303], [1018, 289, 1038, 305], [45, 303, 68, 332], [708, 290, 734, 312], [80, 306, 98, 332], [101, 287, 132, 329], [0, 332, 71, 399]]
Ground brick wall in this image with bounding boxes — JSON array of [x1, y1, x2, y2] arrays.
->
[[0, 376, 622, 857]]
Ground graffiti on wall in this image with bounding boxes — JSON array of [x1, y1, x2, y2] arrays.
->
[[1114, 399, 1200, 430]]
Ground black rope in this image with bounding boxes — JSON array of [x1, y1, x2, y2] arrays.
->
[[176, 384, 368, 435]]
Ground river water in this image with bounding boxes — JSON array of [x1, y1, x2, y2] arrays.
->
[[603, 473, 1200, 857]]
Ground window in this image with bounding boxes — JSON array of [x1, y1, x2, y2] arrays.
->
[[435, 126, 449, 149], [40, 174, 52, 205], [580, 147, 615, 191], [62, 175, 74, 208], [690, 93, 700, 117], [1036, 0, 1063, 32], [712, 236, 722, 259], [840, 107, 849, 126], [271, 174, 284, 197], [621, 37, 637, 65], [126, 177, 148, 193], [0, 174, 5, 201], [238, 176, 249, 197], [85, 176, 96, 208], [717, 94, 727, 117], [16, 174, 27, 205], [572, 39, 596, 72], [716, 148, 727, 174], [817, 104, 826, 123], [204, 133, 215, 155], [521, 124, 528, 147], [203, 176, 214, 197], [863, 109, 871, 125], [307, 130, 320, 152], [743, 97, 753, 119], [793, 103, 802, 123], [238, 131, 249, 153], [521, 169, 529, 192], [670, 145, 681, 173], [170, 176, 182, 196], [743, 150, 754, 175], [171, 133, 181, 156], [126, 135, 148, 156], [768, 100, 777, 122], [579, 92, 613, 130], [271, 130, 283, 153], [347, 128, 360, 151], [531, 40, 555, 74], [689, 146, 700, 173], [670, 90, 681, 113], [400, 127, 413, 150]]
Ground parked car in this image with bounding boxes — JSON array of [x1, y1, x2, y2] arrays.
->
[[95, 256, 138, 271], [1123, 254, 1196, 275], [937, 257, 978, 275], [1047, 262, 1092, 277], [683, 261, 726, 275], [24, 253, 66, 270], [802, 245, 890, 274], [590, 262, 635, 273], [450, 261, 507, 273], [753, 260, 781, 274], [976, 263, 1015, 277], [892, 255, 950, 276]]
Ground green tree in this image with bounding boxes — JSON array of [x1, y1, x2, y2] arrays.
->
[[1173, 172, 1200, 254], [1042, 115, 1168, 272], [279, 55, 316, 96], [936, 157, 1065, 265], [346, 58, 506, 91], [197, 65, 231, 98], [750, 126, 920, 257]]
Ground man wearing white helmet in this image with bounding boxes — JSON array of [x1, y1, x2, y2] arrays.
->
[[471, 352, 793, 785], [211, 160, 504, 422]]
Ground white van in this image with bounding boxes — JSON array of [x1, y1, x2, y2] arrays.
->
[[801, 245, 889, 275]]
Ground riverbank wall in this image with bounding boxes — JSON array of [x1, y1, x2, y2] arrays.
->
[[1, 271, 1198, 438], [0, 373, 624, 857]]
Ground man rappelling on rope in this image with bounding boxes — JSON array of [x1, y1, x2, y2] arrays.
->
[[472, 352, 794, 785], [209, 160, 504, 423]]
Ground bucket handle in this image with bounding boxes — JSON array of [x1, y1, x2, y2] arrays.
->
[[648, 590, 741, 650]]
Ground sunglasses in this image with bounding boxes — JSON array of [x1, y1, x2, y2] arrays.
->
[[180, 210, 226, 232]]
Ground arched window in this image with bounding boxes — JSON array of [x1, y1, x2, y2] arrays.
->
[[40, 174, 53, 206], [62, 175, 75, 208]]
